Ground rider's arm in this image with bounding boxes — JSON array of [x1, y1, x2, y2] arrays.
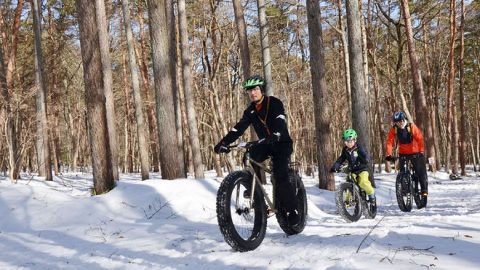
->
[[270, 97, 289, 141], [357, 144, 370, 165], [411, 123, 425, 153], [221, 108, 252, 145], [333, 148, 347, 168], [385, 127, 396, 156]]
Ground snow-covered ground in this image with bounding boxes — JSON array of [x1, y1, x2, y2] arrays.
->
[[1, 169, 479, 270]]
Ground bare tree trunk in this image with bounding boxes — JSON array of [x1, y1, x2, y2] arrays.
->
[[121, 0, 150, 180], [96, 0, 119, 180], [1, 0, 25, 181], [458, 0, 466, 175], [147, 0, 183, 179], [122, 53, 134, 173], [346, 0, 371, 174], [307, 0, 335, 191], [167, 0, 187, 177], [136, 4, 160, 173], [446, 0, 458, 174], [31, 0, 52, 180], [336, 0, 351, 118], [232, 0, 251, 78], [178, 0, 204, 179], [399, 0, 435, 171], [257, 0, 273, 95], [75, 0, 114, 194]]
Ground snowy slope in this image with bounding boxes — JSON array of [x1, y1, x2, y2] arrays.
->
[[0, 169, 479, 270]]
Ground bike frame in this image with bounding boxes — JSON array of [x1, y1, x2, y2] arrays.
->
[[242, 150, 277, 214]]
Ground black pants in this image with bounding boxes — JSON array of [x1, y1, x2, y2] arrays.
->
[[399, 153, 428, 193], [250, 142, 298, 213]]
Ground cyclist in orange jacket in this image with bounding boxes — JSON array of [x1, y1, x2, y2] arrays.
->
[[385, 111, 428, 199]]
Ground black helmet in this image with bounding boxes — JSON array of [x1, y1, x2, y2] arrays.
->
[[242, 75, 266, 92], [392, 111, 406, 122]]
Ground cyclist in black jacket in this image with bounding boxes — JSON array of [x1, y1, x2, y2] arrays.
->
[[214, 75, 300, 226]]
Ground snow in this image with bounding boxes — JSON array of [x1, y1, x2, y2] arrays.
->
[[1, 169, 479, 269]]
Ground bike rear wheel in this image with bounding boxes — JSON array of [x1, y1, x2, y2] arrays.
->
[[336, 182, 362, 222], [216, 171, 267, 252], [276, 170, 307, 235], [396, 173, 413, 212]]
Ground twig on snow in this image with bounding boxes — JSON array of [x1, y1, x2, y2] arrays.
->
[[356, 216, 385, 253]]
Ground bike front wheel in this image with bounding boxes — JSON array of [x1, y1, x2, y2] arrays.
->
[[336, 182, 362, 222], [216, 171, 267, 252], [396, 173, 413, 212]]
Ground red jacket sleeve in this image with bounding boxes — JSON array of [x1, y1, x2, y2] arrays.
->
[[385, 127, 396, 156], [411, 123, 425, 153]]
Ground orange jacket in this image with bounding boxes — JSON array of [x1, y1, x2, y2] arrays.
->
[[385, 122, 424, 156]]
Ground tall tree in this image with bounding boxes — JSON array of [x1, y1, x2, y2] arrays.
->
[[95, 0, 119, 180], [458, 0, 467, 175], [178, 0, 204, 179], [76, 0, 114, 194], [446, 0, 459, 174], [399, 0, 436, 171], [346, 0, 371, 169], [167, 0, 186, 176], [307, 0, 335, 190], [147, 0, 183, 179], [257, 0, 273, 95], [232, 0, 251, 78], [1, 0, 25, 181], [31, 0, 52, 180], [121, 0, 150, 180]]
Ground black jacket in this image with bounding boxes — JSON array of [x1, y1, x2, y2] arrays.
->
[[333, 143, 369, 174], [221, 96, 293, 145]]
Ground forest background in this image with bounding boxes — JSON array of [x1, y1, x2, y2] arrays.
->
[[0, 0, 479, 194]]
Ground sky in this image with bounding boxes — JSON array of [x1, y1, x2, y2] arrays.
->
[[0, 168, 479, 269]]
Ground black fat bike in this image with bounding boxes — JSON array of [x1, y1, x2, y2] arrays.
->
[[216, 141, 308, 252], [392, 155, 427, 212], [334, 168, 376, 222]]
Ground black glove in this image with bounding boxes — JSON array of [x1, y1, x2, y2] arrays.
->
[[385, 155, 395, 162], [214, 141, 230, 154], [330, 163, 340, 173]]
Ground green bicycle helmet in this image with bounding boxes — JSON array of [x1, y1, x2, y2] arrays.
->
[[242, 75, 266, 92], [342, 128, 357, 140]]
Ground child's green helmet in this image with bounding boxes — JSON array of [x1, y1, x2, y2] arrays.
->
[[342, 128, 357, 140]]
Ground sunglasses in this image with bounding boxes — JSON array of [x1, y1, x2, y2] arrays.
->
[[244, 86, 260, 91], [344, 139, 355, 143]]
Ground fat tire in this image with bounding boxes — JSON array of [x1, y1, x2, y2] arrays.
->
[[216, 171, 267, 252], [275, 170, 307, 235], [396, 173, 412, 212], [336, 182, 362, 222]]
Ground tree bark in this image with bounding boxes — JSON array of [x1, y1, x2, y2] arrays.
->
[[121, 0, 150, 180], [75, 0, 114, 194], [346, 0, 372, 175], [458, 0, 466, 175], [306, 0, 335, 191], [257, 0, 273, 95], [178, 0, 204, 179], [96, 0, 119, 180], [446, 0, 458, 174], [147, 0, 183, 179], [399, 0, 436, 171], [232, 0, 251, 78]]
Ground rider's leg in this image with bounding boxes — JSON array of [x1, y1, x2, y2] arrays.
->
[[412, 154, 428, 194], [271, 144, 298, 214], [356, 171, 375, 198]]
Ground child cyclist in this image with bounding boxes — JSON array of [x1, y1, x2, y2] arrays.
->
[[330, 128, 376, 207]]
